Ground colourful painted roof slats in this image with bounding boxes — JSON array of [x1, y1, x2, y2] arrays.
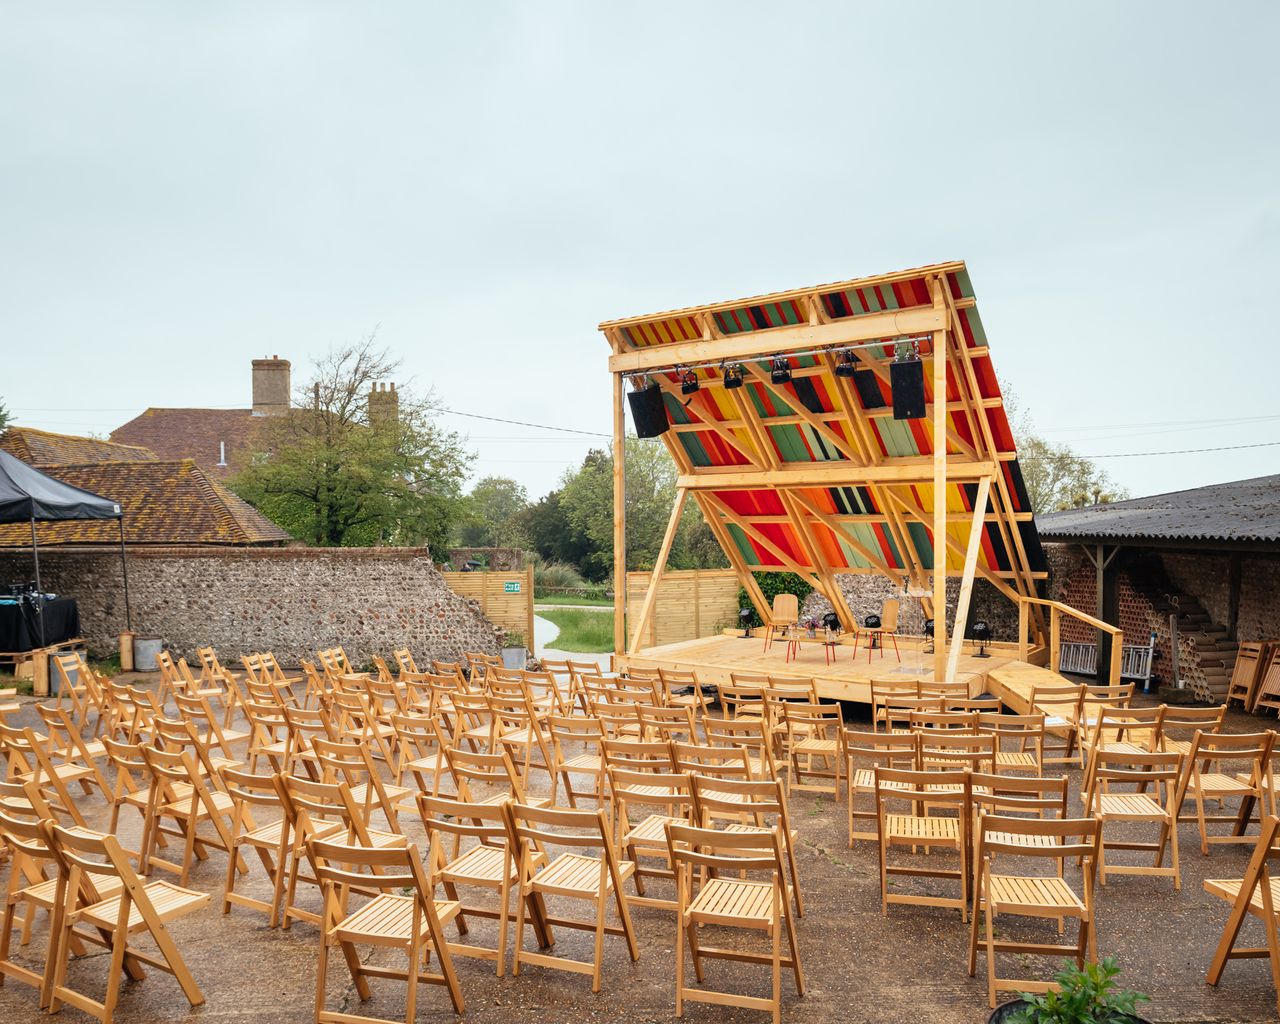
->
[[601, 261, 1047, 582]]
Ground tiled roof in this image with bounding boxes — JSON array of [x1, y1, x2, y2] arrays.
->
[[110, 408, 265, 478], [0, 427, 157, 466], [0, 460, 292, 547], [1037, 474, 1280, 546]]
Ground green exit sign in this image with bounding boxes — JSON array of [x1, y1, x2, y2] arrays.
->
[[504, 581, 521, 593]]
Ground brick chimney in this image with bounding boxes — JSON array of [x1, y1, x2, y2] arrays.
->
[[368, 381, 399, 427], [251, 355, 291, 416]]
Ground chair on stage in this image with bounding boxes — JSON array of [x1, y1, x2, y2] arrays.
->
[[761, 594, 799, 654], [861, 599, 900, 664]]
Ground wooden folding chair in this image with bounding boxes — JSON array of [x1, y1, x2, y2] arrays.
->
[[1173, 730, 1275, 855], [607, 767, 693, 910], [919, 731, 997, 775], [1083, 748, 1183, 888], [870, 678, 920, 731], [139, 744, 245, 885], [276, 774, 405, 931], [665, 822, 804, 1024], [718, 679, 767, 721], [967, 813, 1100, 1007], [43, 822, 211, 1024], [657, 667, 709, 717], [761, 593, 799, 654], [504, 801, 639, 992], [1078, 704, 1163, 774], [0, 722, 91, 828], [635, 703, 697, 744], [862, 598, 900, 663], [842, 729, 919, 847], [781, 701, 843, 796], [1159, 703, 1227, 757], [601, 736, 675, 774], [219, 765, 297, 926], [442, 743, 548, 810], [969, 773, 1071, 870], [419, 793, 536, 977], [880, 695, 945, 735], [688, 774, 803, 918], [875, 767, 971, 919], [310, 836, 465, 1020], [486, 689, 557, 797], [547, 714, 606, 809], [172, 689, 249, 763], [52, 653, 106, 736], [32, 703, 112, 800], [703, 716, 779, 782], [1204, 815, 1280, 1016], [310, 736, 410, 834], [1028, 683, 1085, 767], [388, 711, 447, 795], [918, 678, 973, 700], [909, 709, 980, 734]]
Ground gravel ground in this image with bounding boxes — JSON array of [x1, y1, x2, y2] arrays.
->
[[1, 681, 1277, 1024]]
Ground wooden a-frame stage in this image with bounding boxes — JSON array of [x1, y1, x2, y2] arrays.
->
[[599, 261, 1121, 706]]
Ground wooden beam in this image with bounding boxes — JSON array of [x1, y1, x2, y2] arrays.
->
[[612, 373, 626, 656], [607, 306, 948, 374], [627, 488, 688, 653], [649, 377, 763, 467], [945, 476, 991, 681], [788, 490, 897, 578], [931, 315, 948, 680], [700, 494, 823, 591], [740, 362, 861, 463], [676, 460, 996, 491]]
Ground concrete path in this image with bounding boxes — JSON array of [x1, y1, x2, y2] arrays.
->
[[533, 612, 613, 672]]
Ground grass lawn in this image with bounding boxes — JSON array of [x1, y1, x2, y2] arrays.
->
[[536, 594, 614, 607], [539, 607, 616, 652]]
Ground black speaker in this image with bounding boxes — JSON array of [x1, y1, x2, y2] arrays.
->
[[890, 358, 925, 420], [627, 382, 669, 438]]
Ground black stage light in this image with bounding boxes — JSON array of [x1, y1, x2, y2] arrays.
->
[[923, 617, 935, 653], [723, 363, 744, 390], [822, 611, 840, 633], [770, 357, 792, 385], [971, 620, 992, 658], [835, 351, 858, 378], [739, 607, 754, 638], [680, 369, 700, 395]]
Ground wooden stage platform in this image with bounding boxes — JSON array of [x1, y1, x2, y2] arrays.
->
[[615, 632, 1063, 709]]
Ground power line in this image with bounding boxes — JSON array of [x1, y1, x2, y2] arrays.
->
[[1022, 439, 1280, 461], [438, 408, 610, 438]]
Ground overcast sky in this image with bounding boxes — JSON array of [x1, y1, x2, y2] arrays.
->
[[3, 2, 1277, 503]]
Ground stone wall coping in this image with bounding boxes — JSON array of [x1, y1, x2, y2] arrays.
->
[[7, 545, 435, 562]]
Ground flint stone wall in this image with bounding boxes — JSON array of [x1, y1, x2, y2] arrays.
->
[[0, 546, 504, 667]]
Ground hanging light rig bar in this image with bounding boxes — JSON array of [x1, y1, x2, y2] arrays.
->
[[627, 335, 935, 423], [622, 335, 934, 384]]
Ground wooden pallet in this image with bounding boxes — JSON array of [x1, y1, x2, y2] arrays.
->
[[1252, 644, 1280, 716], [1226, 642, 1270, 712]]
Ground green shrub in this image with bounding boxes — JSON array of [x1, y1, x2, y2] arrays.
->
[[736, 572, 814, 628], [534, 559, 589, 592], [1010, 958, 1149, 1024]]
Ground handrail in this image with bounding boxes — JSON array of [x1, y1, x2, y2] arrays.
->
[[1017, 597, 1123, 684]]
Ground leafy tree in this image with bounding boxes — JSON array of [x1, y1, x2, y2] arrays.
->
[[737, 572, 813, 627], [1003, 381, 1129, 512], [230, 336, 471, 553], [0, 399, 9, 432], [556, 439, 726, 582], [517, 490, 595, 568], [454, 476, 530, 548]]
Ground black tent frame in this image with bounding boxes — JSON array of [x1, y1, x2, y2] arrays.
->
[[0, 450, 132, 650]]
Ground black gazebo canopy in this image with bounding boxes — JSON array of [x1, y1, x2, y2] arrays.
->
[[0, 448, 132, 644]]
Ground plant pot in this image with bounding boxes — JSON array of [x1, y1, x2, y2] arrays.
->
[[501, 646, 527, 671], [988, 999, 1151, 1024]]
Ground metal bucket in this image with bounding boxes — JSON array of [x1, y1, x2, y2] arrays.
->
[[501, 646, 526, 671], [133, 637, 163, 672], [46, 653, 74, 696]]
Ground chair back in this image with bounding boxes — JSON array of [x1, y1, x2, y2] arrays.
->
[[879, 599, 899, 632], [770, 594, 799, 626]]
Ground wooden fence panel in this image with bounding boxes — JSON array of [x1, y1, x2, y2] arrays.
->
[[625, 569, 741, 649], [441, 567, 534, 645]]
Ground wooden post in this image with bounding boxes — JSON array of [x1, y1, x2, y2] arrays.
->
[[931, 328, 948, 680], [1018, 599, 1030, 663], [945, 475, 991, 682], [693, 570, 701, 638], [628, 488, 687, 653], [526, 564, 535, 655], [612, 373, 627, 655], [1049, 606, 1061, 674]]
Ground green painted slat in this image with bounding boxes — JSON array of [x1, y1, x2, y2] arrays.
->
[[907, 522, 933, 570], [963, 307, 988, 346], [953, 268, 975, 298], [768, 424, 808, 463], [679, 432, 712, 468], [725, 523, 761, 566], [861, 287, 882, 313], [872, 418, 920, 458]]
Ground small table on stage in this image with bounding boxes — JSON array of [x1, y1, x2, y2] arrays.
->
[[0, 596, 81, 653], [781, 629, 844, 666]]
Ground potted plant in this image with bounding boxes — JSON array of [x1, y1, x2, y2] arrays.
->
[[500, 631, 527, 671], [990, 958, 1151, 1024]]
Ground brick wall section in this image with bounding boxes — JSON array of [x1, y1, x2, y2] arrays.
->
[[0, 546, 504, 667], [1160, 552, 1232, 630], [1238, 558, 1280, 642]]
